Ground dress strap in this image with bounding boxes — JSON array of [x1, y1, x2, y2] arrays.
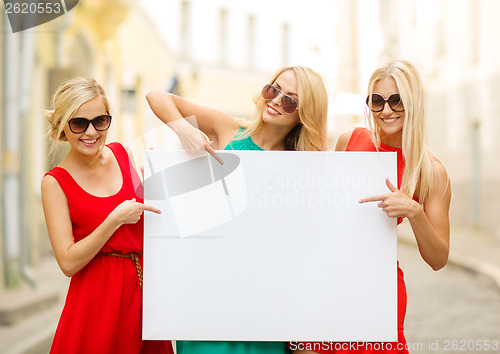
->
[[107, 142, 143, 200]]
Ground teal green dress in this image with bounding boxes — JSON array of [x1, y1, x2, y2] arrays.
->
[[223, 127, 264, 151], [176, 128, 289, 354]]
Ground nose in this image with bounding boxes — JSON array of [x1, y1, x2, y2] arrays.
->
[[381, 101, 393, 115], [272, 92, 284, 106], [84, 122, 99, 135]]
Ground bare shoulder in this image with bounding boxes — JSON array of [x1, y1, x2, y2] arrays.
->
[[41, 173, 59, 191], [432, 159, 451, 191], [41, 173, 67, 205], [335, 128, 356, 151], [425, 148, 452, 200], [215, 117, 243, 149], [428, 148, 450, 181]]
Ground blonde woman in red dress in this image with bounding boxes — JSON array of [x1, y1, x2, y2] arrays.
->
[[294, 59, 451, 354], [42, 78, 174, 354]]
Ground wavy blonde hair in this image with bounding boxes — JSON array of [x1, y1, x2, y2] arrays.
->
[[238, 66, 328, 151], [366, 59, 434, 203], [45, 77, 110, 144]]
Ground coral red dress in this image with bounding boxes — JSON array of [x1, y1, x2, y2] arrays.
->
[[296, 128, 409, 354], [46, 142, 173, 354]]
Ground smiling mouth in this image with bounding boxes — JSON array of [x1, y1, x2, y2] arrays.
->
[[380, 117, 399, 124], [267, 105, 281, 115], [81, 138, 98, 144]]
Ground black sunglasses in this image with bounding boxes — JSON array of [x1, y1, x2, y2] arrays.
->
[[67, 115, 112, 134], [366, 93, 404, 112], [261, 84, 298, 114]]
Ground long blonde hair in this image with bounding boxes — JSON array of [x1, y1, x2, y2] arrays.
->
[[45, 77, 110, 144], [366, 59, 434, 203], [239, 66, 328, 151]]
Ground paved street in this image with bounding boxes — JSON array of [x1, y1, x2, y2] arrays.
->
[[399, 242, 500, 354]]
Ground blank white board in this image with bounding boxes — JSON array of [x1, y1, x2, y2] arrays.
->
[[143, 151, 397, 342]]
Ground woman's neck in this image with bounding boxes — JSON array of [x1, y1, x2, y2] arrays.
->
[[379, 132, 402, 148], [62, 146, 106, 171], [251, 124, 292, 151]]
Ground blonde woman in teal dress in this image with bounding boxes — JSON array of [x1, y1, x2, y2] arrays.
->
[[146, 66, 328, 354]]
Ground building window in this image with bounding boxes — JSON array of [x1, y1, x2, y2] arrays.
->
[[180, 1, 191, 60], [219, 8, 228, 65], [470, 0, 479, 66], [282, 22, 290, 66], [247, 15, 256, 69]]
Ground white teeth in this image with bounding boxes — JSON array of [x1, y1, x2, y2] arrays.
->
[[382, 118, 398, 123], [267, 105, 280, 115], [81, 139, 97, 144]]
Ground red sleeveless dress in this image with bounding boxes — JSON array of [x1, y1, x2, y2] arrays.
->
[[46, 142, 173, 354], [296, 128, 409, 354]]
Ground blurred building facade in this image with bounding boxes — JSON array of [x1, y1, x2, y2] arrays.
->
[[0, 0, 175, 290]]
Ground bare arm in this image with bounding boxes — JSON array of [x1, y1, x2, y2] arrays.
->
[[145, 90, 239, 152], [335, 129, 355, 151], [338, 127, 450, 270], [407, 162, 451, 270], [41, 175, 160, 277], [360, 163, 451, 270]]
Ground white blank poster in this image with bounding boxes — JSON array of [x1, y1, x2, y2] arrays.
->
[[143, 151, 397, 342]]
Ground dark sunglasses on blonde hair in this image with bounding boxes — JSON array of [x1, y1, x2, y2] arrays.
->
[[261, 84, 298, 114], [366, 93, 404, 112], [68, 115, 112, 134]]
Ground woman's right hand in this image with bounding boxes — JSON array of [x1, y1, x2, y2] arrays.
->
[[170, 118, 211, 153], [169, 118, 224, 164], [110, 198, 161, 225]]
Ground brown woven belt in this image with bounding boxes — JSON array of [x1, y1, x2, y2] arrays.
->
[[100, 252, 143, 294]]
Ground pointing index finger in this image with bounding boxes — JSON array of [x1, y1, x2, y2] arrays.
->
[[359, 194, 387, 204], [204, 142, 224, 165], [141, 204, 162, 214]]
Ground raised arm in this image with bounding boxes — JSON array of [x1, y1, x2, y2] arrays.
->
[[41, 176, 160, 277], [407, 162, 451, 270], [146, 90, 239, 153], [360, 163, 451, 270]]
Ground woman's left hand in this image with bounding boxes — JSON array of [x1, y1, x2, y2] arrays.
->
[[359, 178, 421, 219], [361, 166, 451, 271]]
